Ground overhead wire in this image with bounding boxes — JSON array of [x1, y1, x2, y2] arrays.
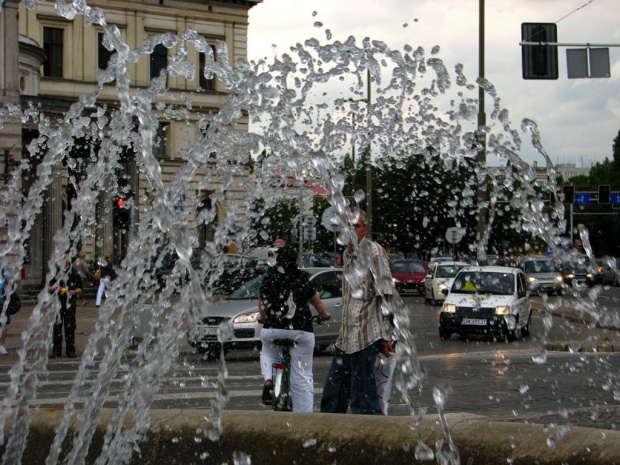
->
[[554, 0, 595, 23]]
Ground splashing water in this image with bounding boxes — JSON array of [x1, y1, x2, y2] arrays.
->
[[0, 0, 617, 463]]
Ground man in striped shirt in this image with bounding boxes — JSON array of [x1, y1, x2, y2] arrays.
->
[[320, 211, 394, 415]]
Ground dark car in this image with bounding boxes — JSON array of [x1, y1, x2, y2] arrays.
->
[[390, 259, 426, 295], [314, 252, 343, 267], [153, 248, 203, 289], [558, 261, 594, 287]]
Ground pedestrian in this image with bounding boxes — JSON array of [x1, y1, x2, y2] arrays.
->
[[48, 258, 83, 358], [257, 246, 331, 412], [73, 250, 93, 306], [0, 267, 13, 355], [320, 210, 395, 415], [95, 254, 117, 307]]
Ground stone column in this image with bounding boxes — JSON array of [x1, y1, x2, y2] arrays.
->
[[0, 0, 24, 274]]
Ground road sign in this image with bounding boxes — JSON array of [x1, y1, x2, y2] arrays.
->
[[574, 193, 590, 205], [304, 216, 317, 226], [445, 227, 465, 245], [521, 23, 558, 80], [612, 193, 620, 205], [321, 207, 340, 233]]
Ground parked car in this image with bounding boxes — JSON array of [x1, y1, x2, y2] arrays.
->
[[205, 254, 263, 295], [439, 266, 532, 341], [594, 257, 618, 286], [521, 257, 563, 295], [558, 260, 595, 287], [390, 259, 426, 295], [423, 261, 470, 305], [314, 252, 342, 267], [153, 248, 203, 289], [430, 256, 455, 264], [188, 267, 344, 358]]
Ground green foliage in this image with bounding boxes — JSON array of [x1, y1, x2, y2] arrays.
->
[[249, 197, 299, 248]]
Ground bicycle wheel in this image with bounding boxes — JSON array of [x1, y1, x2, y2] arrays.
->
[[272, 364, 292, 412]]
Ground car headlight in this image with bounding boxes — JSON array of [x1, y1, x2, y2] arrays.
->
[[393, 277, 401, 284], [586, 273, 593, 278], [442, 304, 456, 313], [438, 283, 448, 290], [566, 273, 574, 279], [528, 276, 536, 282], [495, 306, 510, 315], [233, 312, 259, 324], [555, 275, 563, 282]]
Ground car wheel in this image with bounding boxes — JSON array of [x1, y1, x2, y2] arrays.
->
[[520, 313, 532, 338], [505, 328, 518, 342], [439, 327, 451, 340]]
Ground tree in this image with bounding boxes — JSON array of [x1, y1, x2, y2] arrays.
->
[[248, 197, 299, 248]]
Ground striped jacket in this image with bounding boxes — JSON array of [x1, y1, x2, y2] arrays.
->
[[336, 238, 393, 354]]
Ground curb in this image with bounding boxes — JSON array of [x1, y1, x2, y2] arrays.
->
[[6, 409, 619, 465]]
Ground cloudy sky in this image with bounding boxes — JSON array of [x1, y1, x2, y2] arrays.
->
[[247, 0, 620, 168]]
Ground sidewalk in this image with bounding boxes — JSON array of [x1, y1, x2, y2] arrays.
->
[[0, 299, 196, 363]]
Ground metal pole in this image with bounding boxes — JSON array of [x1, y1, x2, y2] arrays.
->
[[475, 0, 488, 264], [569, 203, 574, 248], [298, 180, 304, 267], [365, 68, 372, 237]]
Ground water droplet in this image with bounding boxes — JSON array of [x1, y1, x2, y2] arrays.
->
[[303, 438, 317, 448]]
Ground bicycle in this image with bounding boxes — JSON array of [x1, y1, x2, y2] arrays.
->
[[270, 315, 326, 412], [271, 338, 294, 411]]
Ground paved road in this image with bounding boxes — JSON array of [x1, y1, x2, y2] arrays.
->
[[1, 294, 618, 429]]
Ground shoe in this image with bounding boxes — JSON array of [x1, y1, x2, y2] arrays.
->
[[67, 352, 77, 358], [261, 381, 273, 405], [0, 346, 7, 355]]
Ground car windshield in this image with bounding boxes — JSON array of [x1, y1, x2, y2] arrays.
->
[[451, 271, 514, 295], [229, 275, 265, 300], [391, 261, 425, 273], [436, 265, 465, 278], [228, 269, 321, 300], [560, 261, 588, 272], [523, 260, 556, 273]]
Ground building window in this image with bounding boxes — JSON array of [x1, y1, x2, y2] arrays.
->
[[150, 43, 168, 81], [43, 27, 64, 78], [98, 33, 113, 70], [198, 45, 217, 91], [154, 122, 170, 157]]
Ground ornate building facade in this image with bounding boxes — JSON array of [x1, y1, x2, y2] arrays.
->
[[1, 0, 262, 287]]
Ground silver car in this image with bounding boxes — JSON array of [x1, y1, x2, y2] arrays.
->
[[188, 268, 344, 358], [521, 257, 563, 295]]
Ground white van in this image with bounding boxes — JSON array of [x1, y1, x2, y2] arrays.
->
[[438, 266, 531, 341]]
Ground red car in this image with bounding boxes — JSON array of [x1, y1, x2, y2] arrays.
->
[[390, 259, 426, 295]]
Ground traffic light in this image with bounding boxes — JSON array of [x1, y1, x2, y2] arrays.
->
[[598, 185, 611, 204], [562, 185, 574, 204], [521, 23, 559, 80], [113, 195, 131, 230]]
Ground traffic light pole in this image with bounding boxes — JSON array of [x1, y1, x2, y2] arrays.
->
[[475, 0, 488, 264]]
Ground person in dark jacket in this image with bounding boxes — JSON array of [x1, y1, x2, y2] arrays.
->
[[257, 246, 330, 412], [48, 259, 82, 358]]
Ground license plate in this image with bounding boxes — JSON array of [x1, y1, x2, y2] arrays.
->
[[461, 318, 487, 326], [198, 327, 218, 336]]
